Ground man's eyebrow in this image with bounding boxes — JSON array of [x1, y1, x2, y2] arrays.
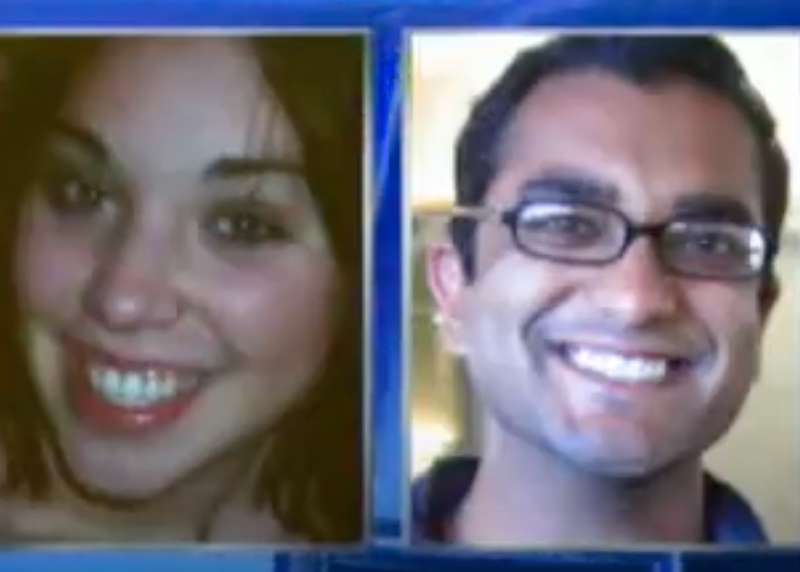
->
[[672, 193, 757, 224], [51, 120, 109, 161], [521, 166, 620, 204], [203, 156, 305, 180]]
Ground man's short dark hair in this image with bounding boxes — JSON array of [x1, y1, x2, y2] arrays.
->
[[450, 35, 789, 279]]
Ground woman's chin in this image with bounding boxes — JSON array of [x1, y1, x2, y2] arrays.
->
[[57, 446, 182, 505]]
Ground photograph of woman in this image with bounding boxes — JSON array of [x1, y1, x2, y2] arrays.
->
[[0, 35, 365, 544]]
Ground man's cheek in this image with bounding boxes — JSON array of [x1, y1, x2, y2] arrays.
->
[[462, 299, 527, 394], [705, 300, 762, 392]]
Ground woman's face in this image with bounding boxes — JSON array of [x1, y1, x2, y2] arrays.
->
[[14, 38, 339, 498]]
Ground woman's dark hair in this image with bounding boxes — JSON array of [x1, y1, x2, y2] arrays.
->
[[0, 36, 364, 543]]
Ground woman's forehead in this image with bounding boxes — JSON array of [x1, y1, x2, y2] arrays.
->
[[61, 38, 302, 170]]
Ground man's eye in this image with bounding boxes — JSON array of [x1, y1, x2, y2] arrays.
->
[[206, 207, 290, 248], [681, 232, 747, 257], [518, 204, 606, 247], [536, 214, 601, 237], [663, 222, 765, 277]]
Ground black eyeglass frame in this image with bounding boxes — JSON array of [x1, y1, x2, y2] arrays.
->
[[449, 199, 779, 281]]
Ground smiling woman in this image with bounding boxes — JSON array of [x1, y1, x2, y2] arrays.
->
[[0, 35, 365, 544]]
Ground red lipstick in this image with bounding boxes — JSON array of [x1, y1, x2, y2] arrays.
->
[[65, 341, 204, 436]]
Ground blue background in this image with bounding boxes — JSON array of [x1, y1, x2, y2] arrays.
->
[[0, 0, 799, 570]]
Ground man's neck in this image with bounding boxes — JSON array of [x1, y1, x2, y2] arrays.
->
[[454, 433, 705, 547]]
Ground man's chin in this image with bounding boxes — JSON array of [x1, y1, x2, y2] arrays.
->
[[562, 446, 695, 485], [544, 436, 676, 481]]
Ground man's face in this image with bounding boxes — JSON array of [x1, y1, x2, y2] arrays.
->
[[429, 70, 777, 477]]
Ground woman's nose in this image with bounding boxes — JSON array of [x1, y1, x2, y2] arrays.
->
[[82, 227, 185, 332]]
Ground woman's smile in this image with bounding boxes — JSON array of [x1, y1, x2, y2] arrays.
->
[[65, 337, 214, 435]]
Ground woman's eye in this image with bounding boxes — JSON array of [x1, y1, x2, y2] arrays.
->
[[206, 207, 291, 248], [42, 175, 111, 217]]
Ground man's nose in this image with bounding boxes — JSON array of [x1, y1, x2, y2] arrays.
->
[[585, 239, 681, 326], [82, 227, 185, 332]]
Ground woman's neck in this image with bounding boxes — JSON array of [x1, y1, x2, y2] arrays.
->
[[50, 440, 272, 542]]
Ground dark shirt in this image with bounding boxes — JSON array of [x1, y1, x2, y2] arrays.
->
[[412, 456, 768, 545]]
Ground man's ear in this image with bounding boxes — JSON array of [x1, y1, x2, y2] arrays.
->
[[426, 242, 468, 354]]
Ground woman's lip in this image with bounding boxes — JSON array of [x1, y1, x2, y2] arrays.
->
[[62, 336, 215, 376], [65, 340, 207, 435], [71, 374, 201, 435]]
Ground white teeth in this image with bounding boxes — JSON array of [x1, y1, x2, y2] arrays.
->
[[145, 378, 160, 400], [566, 346, 669, 383], [89, 367, 198, 407]]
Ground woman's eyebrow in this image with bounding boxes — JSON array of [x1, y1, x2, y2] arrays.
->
[[51, 120, 110, 161], [203, 156, 304, 180]]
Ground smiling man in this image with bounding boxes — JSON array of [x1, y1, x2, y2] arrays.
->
[[416, 35, 788, 546]]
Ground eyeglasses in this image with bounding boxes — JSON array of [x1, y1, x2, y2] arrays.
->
[[451, 199, 775, 280]]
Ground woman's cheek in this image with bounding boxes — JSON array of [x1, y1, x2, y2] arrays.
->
[[15, 210, 95, 320], [212, 249, 339, 372]]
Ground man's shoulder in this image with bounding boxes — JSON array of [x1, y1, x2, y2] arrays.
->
[[411, 457, 769, 545], [704, 473, 769, 544], [411, 455, 478, 543]]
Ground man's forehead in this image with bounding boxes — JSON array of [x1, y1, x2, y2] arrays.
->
[[503, 69, 752, 148], [492, 69, 762, 215]]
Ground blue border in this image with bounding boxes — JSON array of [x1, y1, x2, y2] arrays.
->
[[3, 0, 800, 28], [0, 1, 799, 571], [682, 551, 800, 571], [0, 550, 280, 571], [371, 24, 405, 542], [324, 548, 676, 572]]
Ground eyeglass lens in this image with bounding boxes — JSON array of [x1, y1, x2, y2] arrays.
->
[[509, 200, 767, 279]]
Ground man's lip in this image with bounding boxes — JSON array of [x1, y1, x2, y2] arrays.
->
[[546, 339, 697, 364], [63, 337, 215, 376]]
